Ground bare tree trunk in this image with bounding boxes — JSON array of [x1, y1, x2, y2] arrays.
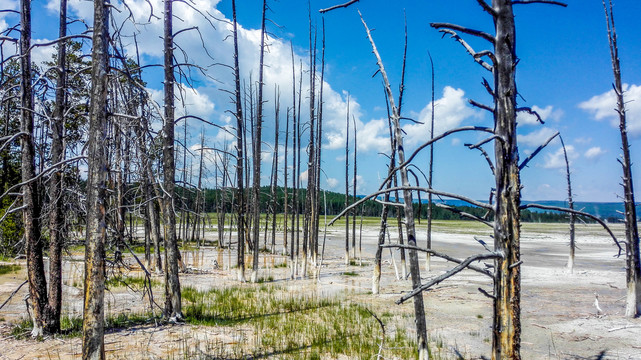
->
[[283, 107, 289, 256], [602, 0, 641, 318], [303, 5, 316, 275], [82, 0, 109, 356], [289, 43, 297, 278], [46, 0, 67, 333], [344, 96, 350, 265], [231, 0, 246, 282], [560, 136, 576, 273], [360, 14, 428, 358], [352, 117, 357, 260], [251, 0, 267, 283], [162, 0, 182, 321], [270, 87, 280, 254], [426, 53, 435, 273], [21, 0, 49, 338], [313, 20, 326, 266], [491, 1, 521, 357]]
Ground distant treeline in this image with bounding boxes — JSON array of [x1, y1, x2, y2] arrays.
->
[[174, 186, 593, 224]]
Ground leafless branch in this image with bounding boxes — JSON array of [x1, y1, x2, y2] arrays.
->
[[511, 0, 567, 6], [520, 203, 622, 255], [381, 243, 494, 278], [516, 106, 544, 124], [435, 203, 493, 227], [437, 29, 494, 71], [519, 131, 559, 170], [397, 252, 504, 304], [431, 23, 495, 44], [469, 99, 493, 112], [319, 0, 360, 13]]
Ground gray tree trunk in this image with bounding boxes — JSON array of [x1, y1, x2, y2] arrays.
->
[[82, 0, 109, 356]]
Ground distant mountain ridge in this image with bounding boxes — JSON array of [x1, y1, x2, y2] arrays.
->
[[430, 199, 641, 221]]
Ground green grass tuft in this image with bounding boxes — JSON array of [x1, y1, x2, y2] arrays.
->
[[0, 264, 21, 275]]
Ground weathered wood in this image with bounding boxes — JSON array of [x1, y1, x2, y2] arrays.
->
[[602, 0, 640, 318], [82, 0, 109, 357], [162, 0, 182, 321]]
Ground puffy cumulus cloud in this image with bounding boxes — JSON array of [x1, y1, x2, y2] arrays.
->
[[517, 105, 563, 126], [150, 84, 215, 120], [0, 0, 18, 32], [518, 127, 559, 147], [404, 86, 480, 146], [325, 177, 339, 189], [579, 84, 641, 137], [584, 146, 605, 160], [542, 145, 577, 169]]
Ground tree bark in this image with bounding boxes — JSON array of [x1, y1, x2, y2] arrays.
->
[[231, 0, 246, 282], [162, 0, 182, 321], [82, 0, 109, 357], [491, 1, 522, 358], [20, 0, 49, 338], [251, 0, 267, 283], [602, 0, 641, 318], [560, 136, 576, 273]]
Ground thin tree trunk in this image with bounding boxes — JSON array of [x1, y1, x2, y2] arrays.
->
[[560, 136, 576, 273], [21, 0, 49, 338], [231, 0, 245, 282], [46, 0, 67, 334], [426, 53, 435, 272], [251, 0, 267, 283], [82, 0, 109, 356], [352, 117, 357, 259], [270, 87, 280, 254], [602, 0, 641, 318], [162, 0, 182, 321], [344, 96, 350, 265], [360, 14, 428, 358], [289, 44, 297, 278]]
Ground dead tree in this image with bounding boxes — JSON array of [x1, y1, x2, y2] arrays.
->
[[270, 87, 280, 254], [20, 0, 49, 338], [559, 135, 576, 272], [352, 116, 357, 259], [313, 19, 326, 265], [162, 0, 182, 321], [231, 0, 246, 282], [83, 0, 110, 356], [426, 53, 435, 272], [251, 0, 267, 283], [344, 96, 350, 265], [602, 0, 641, 318], [359, 13, 428, 359], [44, 0, 68, 333]]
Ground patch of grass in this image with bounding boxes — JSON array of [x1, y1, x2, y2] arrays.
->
[[256, 275, 274, 283], [342, 271, 358, 277], [11, 312, 156, 340], [181, 285, 417, 359], [105, 274, 160, 289], [477, 314, 483, 319], [0, 264, 21, 275], [274, 262, 287, 268]]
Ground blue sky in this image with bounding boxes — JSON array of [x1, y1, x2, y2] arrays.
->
[[2, 0, 640, 202]]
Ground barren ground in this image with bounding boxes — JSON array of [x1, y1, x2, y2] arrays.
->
[[1, 220, 640, 359]]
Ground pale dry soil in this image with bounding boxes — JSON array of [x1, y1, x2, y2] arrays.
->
[[1, 221, 640, 359]]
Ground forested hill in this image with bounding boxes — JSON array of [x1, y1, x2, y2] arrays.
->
[[184, 186, 622, 223]]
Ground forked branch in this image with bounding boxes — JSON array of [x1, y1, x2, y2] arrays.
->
[[430, 23, 495, 44], [437, 29, 494, 71]]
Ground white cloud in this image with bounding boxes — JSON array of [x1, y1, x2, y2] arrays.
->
[[325, 177, 339, 189], [584, 146, 605, 160], [518, 127, 559, 147], [543, 145, 577, 169], [451, 137, 461, 146], [579, 83, 641, 137], [404, 86, 480, 146], [517, 105, 563, 126]]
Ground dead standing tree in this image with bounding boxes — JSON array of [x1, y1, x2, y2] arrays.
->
[[602, 0, 641, 318], [162, 0, 182, 321], [83, 0, 110, 356], [251, 0, 267, 283]]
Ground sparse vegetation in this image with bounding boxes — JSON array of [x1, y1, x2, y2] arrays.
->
[[0, 264, 21, 275]]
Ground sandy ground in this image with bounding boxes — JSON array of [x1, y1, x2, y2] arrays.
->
[[1, 221, 640, 359]]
